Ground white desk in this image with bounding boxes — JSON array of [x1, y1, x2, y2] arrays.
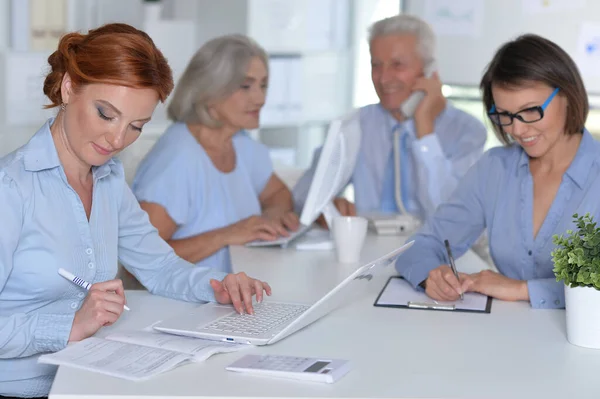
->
[[50, 235, 599, 399]]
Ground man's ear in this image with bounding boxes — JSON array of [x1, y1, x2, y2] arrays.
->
[[60, 72, 73, 105]]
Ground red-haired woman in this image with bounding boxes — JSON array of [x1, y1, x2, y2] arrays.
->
[[0, 23, 270, 399]]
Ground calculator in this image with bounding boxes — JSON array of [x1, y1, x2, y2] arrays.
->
[[225, 354, 351, 383]]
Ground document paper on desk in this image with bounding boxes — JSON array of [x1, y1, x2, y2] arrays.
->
[[374, 277, 492, 313], [38, 337, 191, 381], [38, 331, 248, 381], [105, 329, 248, 362]]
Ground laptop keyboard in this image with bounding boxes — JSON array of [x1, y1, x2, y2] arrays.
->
[[205, 302, 310, 335]]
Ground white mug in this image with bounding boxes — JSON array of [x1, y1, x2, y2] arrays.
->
[[332, 216, 368, 263]]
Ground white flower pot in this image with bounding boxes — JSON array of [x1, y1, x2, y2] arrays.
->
[[565, 285, 600, 349]]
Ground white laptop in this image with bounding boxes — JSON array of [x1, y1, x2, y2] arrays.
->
[[246, 112, 361, 249], [154, 241, 414, 346]]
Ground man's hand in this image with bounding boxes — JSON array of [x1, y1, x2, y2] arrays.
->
[[413, 72, 446, 138], [316, 197, 356, 228]]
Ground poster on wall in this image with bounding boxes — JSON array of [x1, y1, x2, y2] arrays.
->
[[522, 0, 586, 15], [422, 0, 484, 38], [575, 22, 600, 78]]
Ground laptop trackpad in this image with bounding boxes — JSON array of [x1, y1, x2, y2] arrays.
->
[[194, 303, 235, 329]]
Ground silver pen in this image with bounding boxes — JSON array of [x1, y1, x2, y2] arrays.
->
[[408, 301, 455, 311], [444, 239, 463, 300]]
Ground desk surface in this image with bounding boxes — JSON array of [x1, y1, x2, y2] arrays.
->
[[50, 234, 599, 399]]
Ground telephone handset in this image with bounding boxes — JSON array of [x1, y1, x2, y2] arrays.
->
[[399, 61, 438, 118]]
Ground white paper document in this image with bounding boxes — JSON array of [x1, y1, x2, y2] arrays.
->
[[375, 277, 490, 313], [38, 337, 190, 381], [106, 330, 247, 362], [39, 330, 247, 380]]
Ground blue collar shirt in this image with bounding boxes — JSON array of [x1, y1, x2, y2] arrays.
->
[[396, 130, 600, 309], [0, 120, 227, 397]]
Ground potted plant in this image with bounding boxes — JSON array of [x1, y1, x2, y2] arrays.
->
[[552, 213, 600, 349]]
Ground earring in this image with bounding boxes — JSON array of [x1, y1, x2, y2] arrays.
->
[[60, 103, 66, 111]]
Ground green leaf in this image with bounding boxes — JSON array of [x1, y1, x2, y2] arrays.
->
[[553, 213, 600, 290]]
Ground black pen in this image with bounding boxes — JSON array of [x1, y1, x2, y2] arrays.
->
[[444, 239, 463, 300]]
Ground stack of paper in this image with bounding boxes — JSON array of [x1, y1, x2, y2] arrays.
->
[[39, 330, 247, 381]]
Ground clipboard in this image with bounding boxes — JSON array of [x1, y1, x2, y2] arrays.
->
[[373, 276, 492, 313]]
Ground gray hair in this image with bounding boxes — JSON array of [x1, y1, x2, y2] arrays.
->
[[167, 34, 268, 126], [368, 15, 436, 64]]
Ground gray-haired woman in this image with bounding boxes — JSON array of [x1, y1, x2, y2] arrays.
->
[[132, 34, 299, 274]]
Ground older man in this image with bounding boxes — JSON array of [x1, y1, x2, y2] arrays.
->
[[293, 15, 487, 222]]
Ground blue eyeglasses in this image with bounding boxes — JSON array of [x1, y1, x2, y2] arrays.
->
[[488, 87, 560, 126]]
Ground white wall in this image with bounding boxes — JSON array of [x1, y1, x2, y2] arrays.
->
[[352, 0, 401, 108], [0, 0, 8, 50], [0, 0, 402, 179]]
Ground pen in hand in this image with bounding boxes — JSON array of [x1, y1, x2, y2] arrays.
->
[[443, 239, 464, 300], [58, 268, 131, 311]]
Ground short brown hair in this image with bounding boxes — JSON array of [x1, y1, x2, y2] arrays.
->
[[480, 34, 588, 145], [43, 23, 174, 108]]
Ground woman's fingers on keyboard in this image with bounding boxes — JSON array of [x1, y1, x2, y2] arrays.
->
[[238, 274, 255, 315], [253, 279, 265, 303], [268, 219, 289, 237], [257, 220, 280, 237], [219, 273, 272, 315], [223, 277, 244, 314], [254, 230, 277, 242], [264, 282, 272, 296], [226, 272, 257, 315], [282, 212, 300, 231]]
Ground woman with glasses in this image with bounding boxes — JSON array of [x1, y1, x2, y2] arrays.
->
[[395, 34, 600, 309]]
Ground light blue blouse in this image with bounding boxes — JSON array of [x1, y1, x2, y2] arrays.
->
[[133, 123, 273, 273], [0, 120, 228, 398], [396, 130, 600, 309]]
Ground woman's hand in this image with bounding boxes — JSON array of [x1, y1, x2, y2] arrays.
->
[[262, 207, 300, 233], [69, 279, 127, 342], [210, 273, 272, 315], [423, 265, 467, 301], [224, 216, 282, 245], [424, 266, 529, 302], [462, 270, 529, 301]]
